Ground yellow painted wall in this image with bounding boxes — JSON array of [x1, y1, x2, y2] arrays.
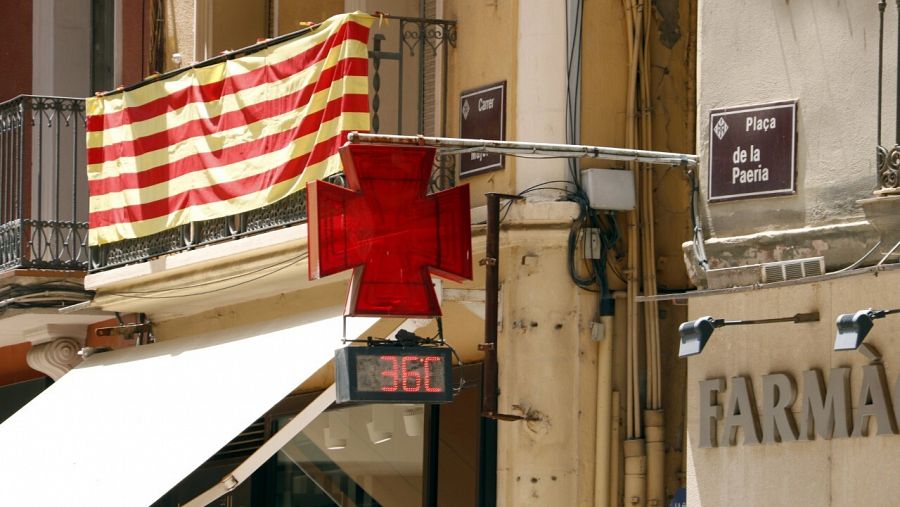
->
[[442, 0, 518, 206], [211, 0, 268, 52], [276, 0, 344, 35]]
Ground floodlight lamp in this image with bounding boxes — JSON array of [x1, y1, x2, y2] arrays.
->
[[677, 312, 820, 358], [678, 317, 722, 358], [833, 308, 900, 351]]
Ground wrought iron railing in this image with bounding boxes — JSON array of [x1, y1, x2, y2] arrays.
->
[[88, 17, 458, 272], [0, 96, 88, 272]]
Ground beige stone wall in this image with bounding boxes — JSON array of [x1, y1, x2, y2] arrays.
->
[[164, 0, 195, 70], [696, 1, 883, 238], [686, 268, 900, 506]]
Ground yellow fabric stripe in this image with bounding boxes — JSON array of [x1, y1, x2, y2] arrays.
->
[[89, 152, 342, 245], [86, 39, 367, 149], [86, 12, 373, 117], [89, 112, 367, 213], [87, 75, 368, 181]]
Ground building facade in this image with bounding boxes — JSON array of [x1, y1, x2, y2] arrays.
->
[[683, 1, 900, 505], [0, 1, 716, 506]]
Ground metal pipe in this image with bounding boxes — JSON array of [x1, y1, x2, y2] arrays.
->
[[418, 19, 426, 135], [347, 132, 698, 166], [896, 0, 900, 144], [878, 0, 886, 147], [398, 21, 405, 134], [718, 311, 820, 326], [17, 100, 24, 222], [54, 102, 60, 224], [636, 261, 900, 303], [72, 104, 79, 222]]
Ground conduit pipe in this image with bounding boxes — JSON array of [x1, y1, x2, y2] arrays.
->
[[623, 0, 646, 504], [593, 314, 614, 507], [623, 438, 647, 507], [637, 0, 665, 504], [610, 390, 622, 507], [644, 409, 665, 507]]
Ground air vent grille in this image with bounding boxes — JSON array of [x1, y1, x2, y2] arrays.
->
[[761, 257, 825, 283]]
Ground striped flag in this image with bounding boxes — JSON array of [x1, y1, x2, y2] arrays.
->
[[86, 12, 374, 246]]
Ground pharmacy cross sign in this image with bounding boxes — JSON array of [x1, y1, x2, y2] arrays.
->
[[307, 143, 473, 317]]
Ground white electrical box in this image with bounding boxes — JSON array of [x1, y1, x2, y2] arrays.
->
[[581, 168, 636, 210]]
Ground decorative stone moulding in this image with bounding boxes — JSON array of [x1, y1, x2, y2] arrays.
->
[[26, 337, 82, 381]]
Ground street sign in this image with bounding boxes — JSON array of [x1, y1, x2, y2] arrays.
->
[[334, 346, 454, 404], [459, 81, 506, 177], [708, 100, 797, 201]]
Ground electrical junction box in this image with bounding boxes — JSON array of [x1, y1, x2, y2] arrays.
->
[[580, 168, 636, 210]]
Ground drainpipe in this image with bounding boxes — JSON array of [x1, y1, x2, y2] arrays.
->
[[610, 390, 622, 506], [623, 438, 646, 507], [593, 311, 614, 507], [644, 409, 665, 506]]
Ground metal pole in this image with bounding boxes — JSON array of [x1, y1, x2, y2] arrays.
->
[[422, 404, 440, 507], [480, 193, 525, 421], [347, 132, 699, 166], [481, 193, 501, 418], [878, 0, 886, 147], [895, 0, 900, 144]]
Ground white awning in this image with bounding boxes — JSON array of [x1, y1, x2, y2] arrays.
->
[[0, 306, 377, 507]]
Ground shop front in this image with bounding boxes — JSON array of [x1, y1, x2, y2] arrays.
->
[[685, 266, 900, 505]]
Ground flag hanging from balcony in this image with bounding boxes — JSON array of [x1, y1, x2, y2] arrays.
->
[[86, 12, 374, 246]]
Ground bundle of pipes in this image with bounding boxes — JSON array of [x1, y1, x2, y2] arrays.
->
[[621, 0, 664, 506]]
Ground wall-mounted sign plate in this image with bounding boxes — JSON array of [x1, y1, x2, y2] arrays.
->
[[708, 100, 797, 201], [459, 81, 506, 177], [335, 346, 454, 404]]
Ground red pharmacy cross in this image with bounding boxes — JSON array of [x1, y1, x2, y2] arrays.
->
[[308, 144, 472, 317]]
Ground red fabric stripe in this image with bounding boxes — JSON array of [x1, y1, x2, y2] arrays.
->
[[86, 20, 369, 132], [89, 131, 354, 228], [89, 93, 368, 196], [87, 57, 367, 166]]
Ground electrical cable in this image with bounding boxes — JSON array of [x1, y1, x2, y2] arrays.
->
[[110, 253, 308, 295], [107, 253, 307, 299], [833, 240, 883, 273]]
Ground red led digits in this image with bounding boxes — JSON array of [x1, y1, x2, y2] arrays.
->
[[379, 355, 400, 392], [401, 357, 423, 392], [376, 353, 445, 394], [423, 356, 442, 392]]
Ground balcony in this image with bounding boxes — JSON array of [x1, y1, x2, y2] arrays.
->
[[0, 96, 89, 273], [88, 15, 458, 273]]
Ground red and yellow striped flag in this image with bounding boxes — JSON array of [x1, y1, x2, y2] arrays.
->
[[86, 12, 374, 246]]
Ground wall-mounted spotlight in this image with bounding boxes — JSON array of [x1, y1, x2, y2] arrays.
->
[[834, 308, 900, 351], [324, 411, 349, 450], [678, 312, 820, 358], [402, 406, 424, 437], [366, 405, 394, 445]]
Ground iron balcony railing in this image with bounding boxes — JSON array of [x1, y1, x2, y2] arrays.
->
[[89, 15, 458, 272], [0, 95, 89, 272]]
